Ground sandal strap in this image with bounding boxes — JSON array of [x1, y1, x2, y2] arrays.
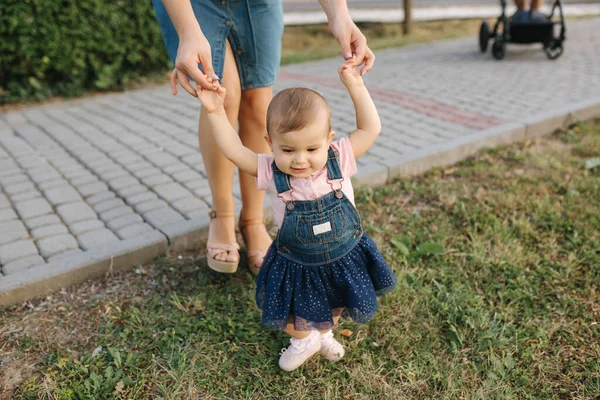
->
[[207, 242, 240, 264], [207, 242, 240, 251], [239, 218, 266, 229], [209, 210, 236, 219], [207, 242, 241, 256]]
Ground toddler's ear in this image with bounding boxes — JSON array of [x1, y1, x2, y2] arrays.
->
[[264, 133, 273, 149], [327, 130, 336, 143]]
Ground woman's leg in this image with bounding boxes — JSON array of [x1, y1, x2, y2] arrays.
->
[[237, 87, 273, 263], [199, 39, 242, 262], [515, 0, 543, 10], [531, 0, 544, 10]]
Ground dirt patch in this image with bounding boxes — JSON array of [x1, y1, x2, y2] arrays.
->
[[0, 355, 37, 400]]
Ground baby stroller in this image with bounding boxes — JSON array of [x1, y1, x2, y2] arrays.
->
[[479, 0, 566, 60]]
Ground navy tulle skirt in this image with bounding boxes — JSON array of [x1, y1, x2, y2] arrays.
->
[[256, 234, 397, 331]]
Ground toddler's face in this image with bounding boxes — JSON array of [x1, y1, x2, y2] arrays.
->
[[266, 116, 334, 178]]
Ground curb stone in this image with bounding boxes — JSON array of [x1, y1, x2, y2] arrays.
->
[[0, 231, 168, 306]]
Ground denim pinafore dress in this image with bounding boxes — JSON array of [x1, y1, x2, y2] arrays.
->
[[256, 148, 397, 331]]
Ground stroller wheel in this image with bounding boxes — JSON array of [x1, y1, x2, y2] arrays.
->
[[479, 21, 490, 52], [492, 39, 505, 60], [544, 40, 563, 60]]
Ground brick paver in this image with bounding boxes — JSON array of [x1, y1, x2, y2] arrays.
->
[[0, 221, 29, 246], [0, 240, 38, 265], [2, 255, 45, 276], [1, 18, 599, 305], [37, 234, 79, 258]]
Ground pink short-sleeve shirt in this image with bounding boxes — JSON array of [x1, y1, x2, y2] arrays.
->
[[257, 137, 358, 227]]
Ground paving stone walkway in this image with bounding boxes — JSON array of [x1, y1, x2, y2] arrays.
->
[[1, 18, 599, 305]]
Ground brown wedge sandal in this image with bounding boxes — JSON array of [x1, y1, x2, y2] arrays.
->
[[238, 213, 271, 276], [207, 210, 240, 274]]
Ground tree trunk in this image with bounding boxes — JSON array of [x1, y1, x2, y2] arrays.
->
[[403, 0, 413, 35]]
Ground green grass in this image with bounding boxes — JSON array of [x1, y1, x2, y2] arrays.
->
[[1, 121, 599, 399]]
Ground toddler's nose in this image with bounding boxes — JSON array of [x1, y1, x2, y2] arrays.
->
[[294, 154, 307, 164]]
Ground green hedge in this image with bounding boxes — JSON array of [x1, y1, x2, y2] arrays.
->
[[0, 0, 171, 104]]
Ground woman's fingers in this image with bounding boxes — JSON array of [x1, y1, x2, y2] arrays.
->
[[170, 69, 178, 95], [360, 49, 375, 75], [184, 59, 213, 91], [352, 38, 367, 67], [176, 69, 198, 97], [196, 50, 220, 90]]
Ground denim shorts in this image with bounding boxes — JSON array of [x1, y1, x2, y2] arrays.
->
[[152, 0, 284, 90]]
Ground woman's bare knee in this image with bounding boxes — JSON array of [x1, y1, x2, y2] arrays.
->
[[239, 88, 271, 127]]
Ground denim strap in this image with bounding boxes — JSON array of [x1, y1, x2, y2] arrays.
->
[[326, 147, 343, 181], [272, 162, 292, 194]]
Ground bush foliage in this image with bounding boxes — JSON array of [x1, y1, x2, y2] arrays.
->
[[0, 0, 171, 104]]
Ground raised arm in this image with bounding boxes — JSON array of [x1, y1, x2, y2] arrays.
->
[[197, 82, 258, 176], [318, 0, 375, 75], [338, 62, 381, 159]]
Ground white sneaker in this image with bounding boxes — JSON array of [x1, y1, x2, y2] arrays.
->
[[279, 330, 321, 372], [320, 330, 345, 362]]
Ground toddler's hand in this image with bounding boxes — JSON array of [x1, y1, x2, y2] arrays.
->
[[197, 76, 226, 113], [338, 57, 364, 88]]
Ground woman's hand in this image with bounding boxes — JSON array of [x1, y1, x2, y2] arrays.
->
[[170, 28, 220, 97], [328, 17, 375, 76]]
